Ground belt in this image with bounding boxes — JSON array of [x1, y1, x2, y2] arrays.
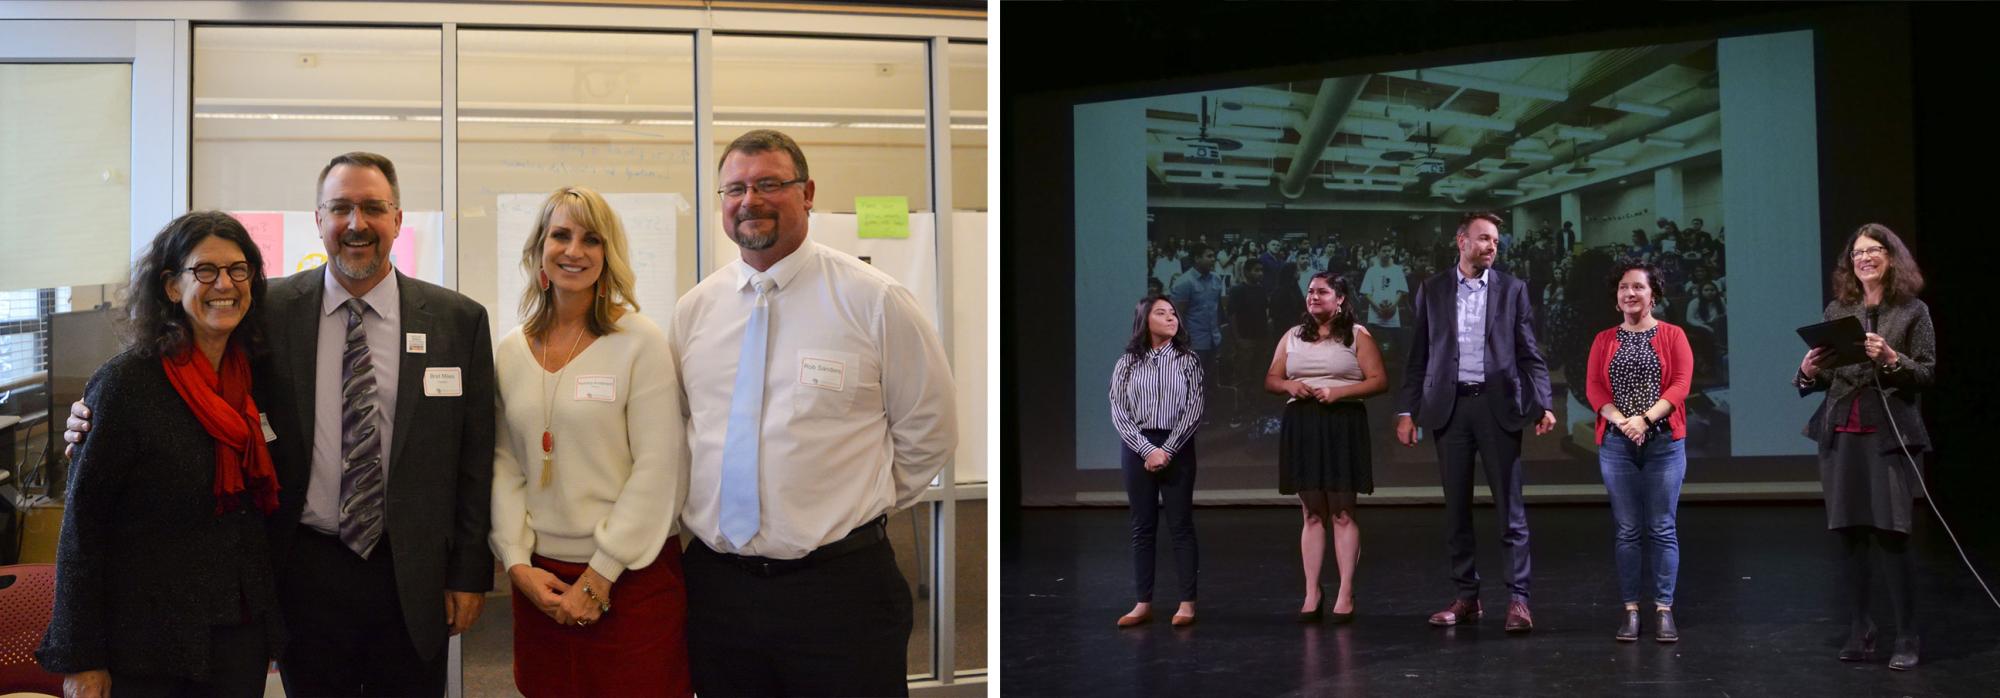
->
[[1456, 382, 1486, 397], [709, 515, 888, 577]]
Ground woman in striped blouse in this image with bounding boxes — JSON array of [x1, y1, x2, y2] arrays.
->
[[1109, 294, 1206, 628]]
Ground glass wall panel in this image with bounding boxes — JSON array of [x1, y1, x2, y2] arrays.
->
[[193, 26, 444, 282]]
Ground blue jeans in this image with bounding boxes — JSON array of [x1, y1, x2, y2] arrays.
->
[[1598, 432, 1686, 606]]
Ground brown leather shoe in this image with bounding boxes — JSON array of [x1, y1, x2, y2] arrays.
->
[[1428, 598, 1481, 627], [1116, 610, 1152, 628], [1171, 613, 1196, 627], [1504, 600, 1534, 633]]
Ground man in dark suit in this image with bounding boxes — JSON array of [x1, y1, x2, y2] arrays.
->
[[67, 152, 495, 696], [1393, 210, 1556, 633]]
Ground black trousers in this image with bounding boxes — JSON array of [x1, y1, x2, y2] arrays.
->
[[1121, 429, 1199, 603], [684, 535, 912, 697], [113, 619, 271, 698], [1435, 394, 1532, 601], [277, 529, 446, 698]]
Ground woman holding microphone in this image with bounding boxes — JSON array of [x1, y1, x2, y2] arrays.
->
[[1583, 262, 1693, 643], [1797, 223, 1935, 671]]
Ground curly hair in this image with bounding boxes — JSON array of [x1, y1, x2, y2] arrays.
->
[[1832, 223, 1924, 305], [123, 210, 267, 359], [1297, 271, 1359, 346]]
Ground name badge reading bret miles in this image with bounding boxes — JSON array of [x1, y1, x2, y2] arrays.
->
[[574, 375, 617, 402], [423, 367, 464, 397], [799, 356, 846, 392]]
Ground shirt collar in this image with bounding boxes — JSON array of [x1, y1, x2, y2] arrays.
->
[[731, 239, 818, 293], [322, 266, 401, 321], [1456, 266, 1488, 287], [1146, 343, 1177, 360]]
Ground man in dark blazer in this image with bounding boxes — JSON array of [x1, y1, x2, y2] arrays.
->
[[1393, 211, 1555, 634], [67, 152, 495, 696]]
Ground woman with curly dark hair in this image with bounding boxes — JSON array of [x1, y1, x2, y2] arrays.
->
[[1108, 294, 1206, 628], [37, 210, 283, 698], [1266, 272, 1387, 623], [1797, 223, 1935, 671]]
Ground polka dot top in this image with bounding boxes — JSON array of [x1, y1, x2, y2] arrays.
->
[[1609, 326, 1662, 420]]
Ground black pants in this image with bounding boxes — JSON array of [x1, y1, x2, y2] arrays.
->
[[277, 529, 446, 698], [1435, 395, 1532, 601], [1121, 429, 1199, 603], [684, 536, 912, 697], [113, 620, 271, 698], [1840, 526, 1918, 638]]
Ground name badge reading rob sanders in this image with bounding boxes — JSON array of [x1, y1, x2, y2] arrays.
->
[[423, 367, 464, 397], [799, 356, 846, 392], [574, 375, 616, 402]]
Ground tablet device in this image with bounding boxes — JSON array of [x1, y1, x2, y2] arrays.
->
[[1795, 315, 1870, 368]]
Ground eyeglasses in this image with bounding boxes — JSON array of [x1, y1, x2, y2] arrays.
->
[[183, 261, 255, 284], [717, 178, 806, 200], [318, 199, 399, 219], [1849, 246, 1888, 260]]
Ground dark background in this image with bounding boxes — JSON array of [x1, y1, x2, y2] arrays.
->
[[1003, 2, 1996, 562]]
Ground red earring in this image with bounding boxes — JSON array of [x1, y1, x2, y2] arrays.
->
[[538, 269, 550, 290]]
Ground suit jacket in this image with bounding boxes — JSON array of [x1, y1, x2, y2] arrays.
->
[[253, 268, 496, 660], [37, 348, 286, 680], [1799, 297, 1935, 453], [1395, 267, 1555, 432]]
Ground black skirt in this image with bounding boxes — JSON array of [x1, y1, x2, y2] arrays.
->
[[1278, 399, 1373, 495]]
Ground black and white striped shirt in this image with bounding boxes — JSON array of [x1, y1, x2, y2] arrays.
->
[[1109, 344, 1205, 457]]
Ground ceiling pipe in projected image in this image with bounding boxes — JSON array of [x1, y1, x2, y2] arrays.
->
[[1279, 75, 1368, 199]]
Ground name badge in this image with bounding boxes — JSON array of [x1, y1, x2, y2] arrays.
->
[[406, 333, 427, 353], [423, 367, 464, 397], [799, 356, 846, 392], [574, 375, 616, 402], [259, 412, 277, 443]]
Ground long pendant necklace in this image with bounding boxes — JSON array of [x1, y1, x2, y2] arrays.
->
[[538, 323, 588, 488]]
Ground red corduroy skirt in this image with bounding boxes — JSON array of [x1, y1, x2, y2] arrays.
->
[[512, 543, 691, 698]]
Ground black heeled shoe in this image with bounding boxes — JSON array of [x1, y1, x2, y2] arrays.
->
[[1330, 598, 1356, 624], [1614, 609, 1640, 642], [1838, 624, 1876, 662], [1888, 636, 1920, 671], [1298, 592, 1326, 623]]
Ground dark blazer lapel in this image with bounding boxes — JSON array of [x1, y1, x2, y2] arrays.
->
[[288, 268, 327, 454], [1484, 270, 1505, 369], [387, 271, 431, 479], [1440, 273, 1459, 364]]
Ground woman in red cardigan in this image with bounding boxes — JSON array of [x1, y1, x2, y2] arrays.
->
[[1584, 261, 1694, 644]]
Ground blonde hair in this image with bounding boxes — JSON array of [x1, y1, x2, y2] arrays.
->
[[518, 186, 638, 338]]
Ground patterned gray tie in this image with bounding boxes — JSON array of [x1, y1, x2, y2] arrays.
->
[[339, 297, 385, 558]]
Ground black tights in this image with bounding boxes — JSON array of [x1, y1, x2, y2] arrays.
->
[[1839, 527, 1916, 639]]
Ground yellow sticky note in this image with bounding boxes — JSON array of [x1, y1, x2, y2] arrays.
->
[[856, 196, 910, 239]]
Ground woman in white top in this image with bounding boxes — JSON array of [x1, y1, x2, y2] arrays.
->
[[490, 186, 691, 697], [1265, 272, 1388, 624]]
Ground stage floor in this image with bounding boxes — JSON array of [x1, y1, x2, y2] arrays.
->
[[1002, 504, 1999, 696]]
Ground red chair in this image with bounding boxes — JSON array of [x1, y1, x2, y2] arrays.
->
[[0, 564, 62, 695]]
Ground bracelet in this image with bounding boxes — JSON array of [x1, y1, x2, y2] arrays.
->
[[581, 578, 611, 614], [1641, 414, 1655, 427]]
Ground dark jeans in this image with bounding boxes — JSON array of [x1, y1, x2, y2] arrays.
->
[[1121, 429, 1199, 603], [1435, 395, 1531, 601], [1599, 432, 1686, 606]]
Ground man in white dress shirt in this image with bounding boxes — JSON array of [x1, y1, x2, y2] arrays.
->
[[671, 130, 958, 696]]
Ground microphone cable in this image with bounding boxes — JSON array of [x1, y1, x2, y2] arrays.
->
[[1862, 312, 2000, 610]]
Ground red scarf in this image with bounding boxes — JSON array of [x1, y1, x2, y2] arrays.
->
[[161, 344, 281, 515]]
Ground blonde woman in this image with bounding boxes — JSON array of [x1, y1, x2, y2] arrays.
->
[[490, 186, 691, 696]]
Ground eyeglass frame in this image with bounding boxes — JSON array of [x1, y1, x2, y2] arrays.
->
[[180, 261, 257, 284], [317, 199, 400, 219], [717, 177, 807, 200], [1848, 245, 1889, 260]]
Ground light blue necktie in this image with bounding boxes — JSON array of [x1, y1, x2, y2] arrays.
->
[[719, 274, 775, 548]]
